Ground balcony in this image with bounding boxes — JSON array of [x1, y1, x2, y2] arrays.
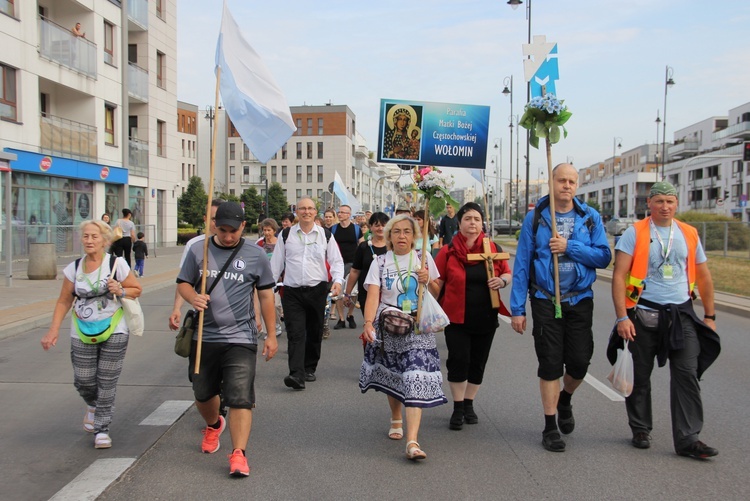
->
[[40, 114, 97, 162], [128, 0, 149, 31], [668, 139, 700, 159], [712, 120, 750, 141], [38, 16, 97, 79], [128, 137, 149, 177], [128, 63, 149, 103]]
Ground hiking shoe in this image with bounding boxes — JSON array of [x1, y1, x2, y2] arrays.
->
[[333, 320, 346, 330], [201, 415, 226, 453], [631, 431, 652, 449], [677, 440, 718, 459], [542, 429, 566, 452], [557, 404, 575, 435], [347, 315, 357, 329], [284, 375, 305, 390], [449, 409, 464, 430], [94, 432, 112, 449], [464, 403, 478, 425], [228, 449, 250, 477], [304, 372, 317, 382]]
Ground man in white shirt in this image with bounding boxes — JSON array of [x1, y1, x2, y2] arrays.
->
[[270, 198, 345, 390]]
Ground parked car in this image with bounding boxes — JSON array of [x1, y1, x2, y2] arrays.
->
[[492, 219, 522, 235], [606, 218, 637, 236]]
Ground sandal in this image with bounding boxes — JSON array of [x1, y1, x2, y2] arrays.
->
[[94, 432, 112, 449], [83, 406, 95, 433], [406, 440, 426, 461], [388, 419, 403, 440]]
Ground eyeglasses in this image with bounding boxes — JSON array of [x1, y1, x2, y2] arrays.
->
[[297, 207, 316, 212]]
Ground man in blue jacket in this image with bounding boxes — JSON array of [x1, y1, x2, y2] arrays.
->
[[510, 163, 611, 453]]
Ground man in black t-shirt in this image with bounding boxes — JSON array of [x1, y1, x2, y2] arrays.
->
[[438, 204, 458, 247], [331, 204, 363, 329]]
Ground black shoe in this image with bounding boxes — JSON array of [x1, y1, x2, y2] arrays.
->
[[304, 372, 317, 382], [347, 315, 356, 329], [333, 320, 346, 330], [557, 404, 575, 435], [449, 409, 464, 430], [542, 429, 566, 452], [464, 404, 478, 425], [631, 431, 652, 449], [283, 375, 305, 390], [677, 440, 718, 459]]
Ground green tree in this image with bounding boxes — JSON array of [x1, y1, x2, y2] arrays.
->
[[177, 176, 208, 227], [241, 186, 262, 224], [267, 182, 289, 222], [216, 191, 240, 203], [586, 199, 601, 214]]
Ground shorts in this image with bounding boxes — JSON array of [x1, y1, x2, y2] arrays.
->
[[530, 297, 594, 381], [189, 341, 258, 409]]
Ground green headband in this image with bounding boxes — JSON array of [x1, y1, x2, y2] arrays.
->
[[649, 181, 677, 197]]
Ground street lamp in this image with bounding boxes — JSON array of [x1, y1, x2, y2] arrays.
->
[[507, 0, 532, 213], [502, 77, 515, 233], [612, 137, 622, 218], [661, 66, 675, 179], [655, 110, 662, 173], [492, 138, 502, 224]]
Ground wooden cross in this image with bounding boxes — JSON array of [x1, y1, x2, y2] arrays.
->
[[467, 237, 510, 308]]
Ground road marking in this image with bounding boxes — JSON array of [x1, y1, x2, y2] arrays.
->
[[584, 373, 625, 402], [49, 458, 135, 501], [139, 400, 194, 426]]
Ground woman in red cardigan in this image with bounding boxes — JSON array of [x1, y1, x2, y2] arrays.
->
[[433, 202, 512, 430]]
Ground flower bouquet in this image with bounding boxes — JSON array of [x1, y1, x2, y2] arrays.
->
[[519, 93, 572, 149], [412, 166, 459, 217]]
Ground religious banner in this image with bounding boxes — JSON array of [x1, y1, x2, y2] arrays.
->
[[376, 99, 490, 169]]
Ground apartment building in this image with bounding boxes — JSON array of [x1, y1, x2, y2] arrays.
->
[[1, 0, 179, 253], [176, 101, 197, 196]]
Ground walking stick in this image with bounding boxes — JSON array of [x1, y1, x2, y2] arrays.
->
[[416, 194, 431, 328], [194, 66, 222, 375], [545, 137, 562, 319]]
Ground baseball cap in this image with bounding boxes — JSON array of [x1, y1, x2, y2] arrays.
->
[[214, 201, 245, 229], [649, 181, 678, 198]]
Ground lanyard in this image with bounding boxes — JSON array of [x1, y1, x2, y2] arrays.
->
[[650, 220, 674, 262], [392, 251, 414, 292], [81, 254, 104, 294]]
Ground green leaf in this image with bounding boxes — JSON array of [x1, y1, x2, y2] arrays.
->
[[557, 110, 573, 125], [535, 122, 548, 139], [529, 131, 540, 149], [562, 125, 568, 139], [549, 124, 560, 143], [429, 196, 446, 217]]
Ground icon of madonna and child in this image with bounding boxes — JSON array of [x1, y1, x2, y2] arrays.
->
[[382, 104, 423, 161]]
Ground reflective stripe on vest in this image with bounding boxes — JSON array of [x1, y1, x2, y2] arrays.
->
[[624, 218, 698, 308]]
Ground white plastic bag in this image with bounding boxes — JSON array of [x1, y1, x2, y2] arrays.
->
[[607, 340, 633, 397], [418, 291, 450, 335], [121, 296, 144, 337]]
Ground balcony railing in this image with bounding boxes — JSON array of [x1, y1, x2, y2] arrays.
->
[[38, 16, 97, 78], [127, 62, 149, 102], [128, 0, 149, 30], [40, 114, 97, 162], [668, 139, 700, 159], [712, 120, 750, 141], [128, 137, 149, 177]]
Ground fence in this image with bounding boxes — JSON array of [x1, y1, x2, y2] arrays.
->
[[684, 221, 750, 259]]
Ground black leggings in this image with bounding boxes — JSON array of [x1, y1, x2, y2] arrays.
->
[[112, 237, 133, 269], [444, 323, 496, 384]]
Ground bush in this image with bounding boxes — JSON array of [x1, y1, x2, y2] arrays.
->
[[177, 231, 198, 245], [677, 211, 750, 252]]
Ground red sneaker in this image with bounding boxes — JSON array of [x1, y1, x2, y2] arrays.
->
[[228, 449, 250, 477], [201, 415, 225, 454]]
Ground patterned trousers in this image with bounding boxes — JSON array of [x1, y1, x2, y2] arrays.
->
[[70, 332, 129, 433]]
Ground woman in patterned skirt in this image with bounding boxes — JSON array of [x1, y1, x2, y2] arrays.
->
[[360, 214, 446, 461]]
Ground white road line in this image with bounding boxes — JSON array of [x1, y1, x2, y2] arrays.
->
[[49, 458, 135, 501], [139, 400, 194, 426], [584, 373, 625, 402]]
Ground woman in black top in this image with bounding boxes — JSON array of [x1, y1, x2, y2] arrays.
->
[[343, 212, 390, 314]]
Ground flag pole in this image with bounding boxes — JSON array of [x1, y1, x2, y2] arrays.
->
[[194, 66, 222, 375]]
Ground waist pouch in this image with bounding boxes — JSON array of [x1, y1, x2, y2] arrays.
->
[[73, 308, 124, 344]]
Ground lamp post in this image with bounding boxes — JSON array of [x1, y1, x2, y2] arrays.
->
[[655, 110, 662, 173], [661, 66, 675, 179], [612, 137, 622, 218], [492, 138, 502, 224], [205, 106, 215, 183], [502, 77, 515, 234], [507, 0, 532, 213]]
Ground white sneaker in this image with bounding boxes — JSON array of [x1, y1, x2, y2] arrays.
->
[[83, 406, 95, 433], [94, 432, 112, 449]]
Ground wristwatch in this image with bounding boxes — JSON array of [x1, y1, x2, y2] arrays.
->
[[703, 314, 716, 320], [500, 277, 508, 288]]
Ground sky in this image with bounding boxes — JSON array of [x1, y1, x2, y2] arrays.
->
[[177, 0, 750, 192]]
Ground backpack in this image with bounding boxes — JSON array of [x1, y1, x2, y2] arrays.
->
[[73, 254, 118, 299], [281, 226, 332, 245], [330, 223, 361, 240]]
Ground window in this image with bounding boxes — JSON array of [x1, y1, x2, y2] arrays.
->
[[243, 166, 249, 183], [318, 118, 323, 135], [307, 189, 312, 197], [229, 165, 235, 183], [296, 165, 302, 183], [1, 0, 14, 16], [104, 104, 116, 145], [156, 0, 164, 20], [317, 165, 323, 182], [229, 143, 235, 160], [230, 189, 235, 196], [243, 144, 249, 161], [0, 64, 17, 121], [296, 142, 302, 159], [307, 165, 312, 183], [156, 51, 165, 89], [282, 165, 287, 183], [282, 144, 287, 159], [317, 189, 323, 199], [182, 163, 185, 180], [296, 118, 302, 135], [157, 120, 166, 156], [317, 142, 323, 159], [296, 189, 302, 199], [260, 165, 267, 179], [306, 142, 312, 159], [271, 165, 277, 182], [307, 118, 312, 135], [104, 21, 115, 66]]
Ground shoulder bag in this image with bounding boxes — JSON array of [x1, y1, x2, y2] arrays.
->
[[175, 239, 244, 357]]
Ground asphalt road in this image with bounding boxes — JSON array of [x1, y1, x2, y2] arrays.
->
[[1, 271, 748, 501]]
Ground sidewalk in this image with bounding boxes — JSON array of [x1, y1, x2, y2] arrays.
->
[[0, 246, 185, 340], [1, 239, 748, 340]]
